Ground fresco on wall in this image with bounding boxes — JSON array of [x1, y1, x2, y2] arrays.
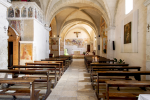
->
[[9, 20, 22, 35], [8, 7, 14, 17], [15, 8, 20, 17], [60, 39, 64, 51], [22, 7, 26, 17], [101, 23, 106, 37], [35, 9, 37, 19], [28, 7, 33, 17], [65, 38, 89, 48], [102, 37, 107, 53], [20, 43, 32, 60], [100, 17, 107, 54], [51, 39, 58, 51], [51, 39, 58, 45], [124, 22, 131, 44]]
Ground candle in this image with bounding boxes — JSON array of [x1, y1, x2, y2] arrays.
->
[[95, 57, 97, 62]]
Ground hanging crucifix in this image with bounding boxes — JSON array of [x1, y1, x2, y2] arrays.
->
[[74, 32, 81, 38]]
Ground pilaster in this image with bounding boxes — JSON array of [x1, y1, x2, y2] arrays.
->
[[106, 26, 115, 59], [144, 0, 150, 80]]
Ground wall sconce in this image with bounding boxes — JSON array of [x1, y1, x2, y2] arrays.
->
[[95, 37, 96, 40], [147, 24, 150, 32]]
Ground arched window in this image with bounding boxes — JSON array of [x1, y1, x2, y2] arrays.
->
[[125, 0, 133, 14]]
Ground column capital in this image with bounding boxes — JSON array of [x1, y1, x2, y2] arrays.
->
[[50, 37, 61, 39], [45, 26, 51, 31], [106, 26, 115, 31], [144, 0, 150, 7]]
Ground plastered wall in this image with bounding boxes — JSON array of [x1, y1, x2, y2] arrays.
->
[[34, 20, 49, 60], [23, 20, 34, 41], [115, 0, 147, 78], [0, 1, 11, 78]]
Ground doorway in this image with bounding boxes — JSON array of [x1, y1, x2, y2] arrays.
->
[[87, 45, 90, 52], [8, 42, 13, 67]]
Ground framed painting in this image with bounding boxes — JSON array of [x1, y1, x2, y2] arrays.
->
[[124, 22, 132, 44]]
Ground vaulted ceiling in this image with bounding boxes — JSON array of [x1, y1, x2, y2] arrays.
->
[[38, 0, 119, 38]]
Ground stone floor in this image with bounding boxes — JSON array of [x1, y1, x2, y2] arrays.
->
[[46, 59, 97, 100]]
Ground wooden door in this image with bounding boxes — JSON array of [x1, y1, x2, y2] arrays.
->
[[87, 45, 90, 52], [8, 42, 13, 67]]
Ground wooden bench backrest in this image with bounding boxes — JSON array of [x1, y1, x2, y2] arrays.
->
[[34, 61, 63, 68], [25, 62, 61, 66], [12, 65, 56, 68], [91, 63, 129, 66]]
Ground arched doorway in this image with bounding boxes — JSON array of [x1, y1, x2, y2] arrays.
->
[[8, 27, 20, 68]]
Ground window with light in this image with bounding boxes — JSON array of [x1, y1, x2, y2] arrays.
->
[[125, 0, 133, 14]]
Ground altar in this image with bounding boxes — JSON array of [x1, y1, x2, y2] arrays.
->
[[72, 50, 82, 55]]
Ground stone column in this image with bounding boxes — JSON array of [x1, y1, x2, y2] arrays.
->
[[50, 37, 61, 56], [19, 8, 21, 18], [144, 0, 150, 80], [33, 8, 35, 18], [26, 7, 28, 17], [106, 26, 115, 60]]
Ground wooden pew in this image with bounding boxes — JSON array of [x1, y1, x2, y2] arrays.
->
[[0, 78, 39, 100], [0, 70, 51, 100], [91, 66, 141, 89], [55, 55, 73, 64], [90, 63, 129, 87], [25, 62, 62, 79], [84, 56, 114, 72], [11, 65, 57, 86], [42, 58, 69, 71], [96, 71, 150, 100], [105, 80, 150, 100], [34, 61, 64, 72]]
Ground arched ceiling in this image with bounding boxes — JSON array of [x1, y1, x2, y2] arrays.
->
[[38, 0, 118, 40], [48, 3, 102, 39], [30, 0, 41, 8], [61, 24, 93, 40], [39, 0, 118, 26]]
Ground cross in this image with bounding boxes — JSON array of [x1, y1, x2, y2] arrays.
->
[[74, 32, 81, 38]]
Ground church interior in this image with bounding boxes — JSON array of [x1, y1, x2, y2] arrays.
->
[[0, 0, 150, 100]]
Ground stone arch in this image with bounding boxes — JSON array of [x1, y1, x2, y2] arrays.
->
[[64, 26, 92, 41], [45, 0, 110, 26], [8, 26, 20, 66], [8, 26, 19, 37], [60, 19, 98, 37]]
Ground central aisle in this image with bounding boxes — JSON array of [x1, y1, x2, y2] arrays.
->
[[47, 59, 97, 100]]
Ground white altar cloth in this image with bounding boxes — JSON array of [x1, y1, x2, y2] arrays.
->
[[138, 94, 150, 100]]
